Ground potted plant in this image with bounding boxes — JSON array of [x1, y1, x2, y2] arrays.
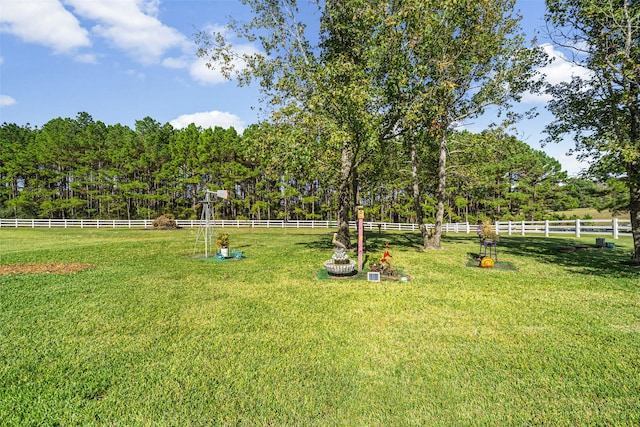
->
[[478, 220, 499, 242], [216, 232, 230, 257]]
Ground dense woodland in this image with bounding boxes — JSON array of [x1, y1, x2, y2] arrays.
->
[[0, 112, 615, 223]]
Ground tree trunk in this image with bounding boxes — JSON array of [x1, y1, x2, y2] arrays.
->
[[426, 133, 447, 249], [628, 84, 640, 263], [629, 169, 640, 264], [336, 146, 352, 248], [410, 139, 429, 248]]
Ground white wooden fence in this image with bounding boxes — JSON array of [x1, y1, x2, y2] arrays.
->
[[0, 218, 631, 238]]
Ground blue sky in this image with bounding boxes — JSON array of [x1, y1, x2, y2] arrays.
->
[[0, 0, 588, 175]]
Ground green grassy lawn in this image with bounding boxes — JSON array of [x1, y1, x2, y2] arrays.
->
[[553, 207, 626, 219], [1, 228, 638, 426]]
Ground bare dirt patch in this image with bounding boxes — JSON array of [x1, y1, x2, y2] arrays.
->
[[0, 263, 95, 275]]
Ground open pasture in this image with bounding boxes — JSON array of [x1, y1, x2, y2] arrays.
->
[[0, 228, 638, 426]]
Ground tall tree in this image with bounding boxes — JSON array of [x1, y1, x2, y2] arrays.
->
[[196, 0, 396, 247], [0, 123, 36, 217], [382, 0, 546, 248], [545, 0, 640, 262]]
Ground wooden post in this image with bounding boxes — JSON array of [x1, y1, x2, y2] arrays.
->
[[357, 206, 364, 272]]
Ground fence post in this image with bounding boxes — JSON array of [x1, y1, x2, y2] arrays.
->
[[613, 218, 619, 239], [545, 220, 549, 237], [521, 221, 525, 236], [575, 219, 581, 238]]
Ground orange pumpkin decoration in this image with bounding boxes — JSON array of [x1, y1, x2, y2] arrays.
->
[[479, 257, 495, 268]]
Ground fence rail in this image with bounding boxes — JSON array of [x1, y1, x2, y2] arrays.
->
[[0, 218, 632, 238]]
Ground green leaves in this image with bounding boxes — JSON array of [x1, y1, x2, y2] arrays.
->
[[545, 0, 640, 260]]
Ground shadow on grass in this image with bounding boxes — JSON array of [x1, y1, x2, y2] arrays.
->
[[295, 230, 424, 253], [447, 234, 639, 279]]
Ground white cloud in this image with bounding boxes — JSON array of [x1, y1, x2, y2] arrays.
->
[[163, 56, 189, 69], [540, 43, 592, 85], [0, 95, 17, 107], [170, 111, 245, 131], [190, 57, 229, 85], [190, 44, 261, 85], [0, 0, 90, 53], [139, 0, 161, 17], [74, 53, 99, 64], [65, 0, 190, 64], [522, 43, 593, 103], [0, 0, 190, 64]]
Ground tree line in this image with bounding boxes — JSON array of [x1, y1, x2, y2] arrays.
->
[[0, 112, 610, 222], [2, 0, 636, 259]]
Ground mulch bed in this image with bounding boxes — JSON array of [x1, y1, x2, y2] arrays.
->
[[190, 254, 245, 262], [0, 263, 95, 275], [317, 269, 410, 281]]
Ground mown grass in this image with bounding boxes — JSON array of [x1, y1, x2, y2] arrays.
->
[[552, 207, 626, 219], [0, 227, 638, 426]]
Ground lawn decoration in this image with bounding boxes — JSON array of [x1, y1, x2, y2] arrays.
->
[[319, 241, 409, 281], [323, 233, 356, 276], [477, 220, 499, 261], [194, 189, 229, 258], [369, 244, 395, 275], [479, 256, 495, 268]]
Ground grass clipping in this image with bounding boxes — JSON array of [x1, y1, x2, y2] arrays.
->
[[0, 263, 94, 275]]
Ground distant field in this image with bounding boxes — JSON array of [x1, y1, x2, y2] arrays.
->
[[1, 228, 638, 425], [553, 208, 627, 219]]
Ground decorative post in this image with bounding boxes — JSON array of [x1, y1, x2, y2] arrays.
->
[[357, 205, 364, 271]]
